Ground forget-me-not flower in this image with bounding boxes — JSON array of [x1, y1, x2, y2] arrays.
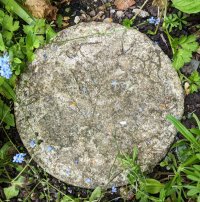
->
[[47, 146, 54, 152], [0, 53, 12, 79], [148, 17, 160, 26], [155, 18, 160, 25], [13, 153, 26, 163], [66, 168, 71, 176], [85, 178, 92, 184], [111, 185, 117, 193], [29, 139, 36, 148], [148, 17, 156, 24]]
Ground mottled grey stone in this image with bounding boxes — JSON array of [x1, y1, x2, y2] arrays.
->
[[14, 22, 184, 188]]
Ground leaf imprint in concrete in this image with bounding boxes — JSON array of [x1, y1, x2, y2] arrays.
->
[[14, 22, 184, 188]]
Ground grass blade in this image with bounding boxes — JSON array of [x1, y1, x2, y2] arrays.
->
[[0, 0, 35, 24]]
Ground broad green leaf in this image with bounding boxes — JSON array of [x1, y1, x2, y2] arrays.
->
[[89, 186, 102, 202], [13, 176, 25, 187], [0, 99, 15, 128], [143, 179, 164, 194], [0, 80, 16, 101], [172, 0, 200, 14], [4, 185, 19, 200], [0, 142, 12, 159], [13, 58, 22, 64]]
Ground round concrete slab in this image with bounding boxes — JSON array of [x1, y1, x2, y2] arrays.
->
[[15, 22, 184, 188]]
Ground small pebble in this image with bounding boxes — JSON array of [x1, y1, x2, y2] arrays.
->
[[132, 9, 149, 18], [103, 18, 113, 23], [116, 11, 124, 18], [74, 16, 80, 24]]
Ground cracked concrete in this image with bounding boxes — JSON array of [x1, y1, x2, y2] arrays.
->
[[14, 22, 184, 188]]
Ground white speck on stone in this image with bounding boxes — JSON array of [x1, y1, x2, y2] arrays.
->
[[110, 9, 116, 14], [119, 121, 127, 126], [74, 16, 80, 24]]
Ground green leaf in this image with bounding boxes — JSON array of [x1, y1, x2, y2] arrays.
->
[[143, 179, 164, 194], [0, 0, 35, 24], [0, 142, 12, 160], [13, 176, 25, 187], [187, 175, 200, 182], [13, 58, 22, 64], [61, 195, 77, 202], [172, 35, 199, 70], [89, 186, 102, 202], [0, 33, 5, 51], [187, 188, 200, 196], [0, 80, 16, 101], [167, 115, 200, 149], [4, 185, 19, 200], [172, 0, 200, 14], [0, 99, 15, 128], [122, 18, 133, 28], [46, 25, 56, 43]]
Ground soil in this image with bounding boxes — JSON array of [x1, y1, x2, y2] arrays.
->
[[0, 0, 200, 201]]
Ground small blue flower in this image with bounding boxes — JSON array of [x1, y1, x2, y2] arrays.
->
[[67, 187, 73, 194], [85, 178, 92, 184], [13, 153, 26, 164], [47, 146, 54, 152], [155, 18, 160, 25], [0, 53, 12, 79], [148, 17, 156, 24], [111, 80, 118, 87], [74, 159, 79, 165], [29, 139, 36, 148], [148, 17, 160, 25], [66, 168, 70, 176], [111, 185, 117, 193]]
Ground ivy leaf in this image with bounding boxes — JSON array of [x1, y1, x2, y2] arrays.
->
[[4, 185, 19, 200], [172, 0, 200, 14]]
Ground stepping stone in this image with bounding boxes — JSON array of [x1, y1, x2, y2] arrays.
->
[[15, 22, 184, 188]]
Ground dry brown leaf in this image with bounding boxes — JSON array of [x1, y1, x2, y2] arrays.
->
[[152, 0, 168, 9], [114, 0, 136, 10], [24, 0, 58, 20]]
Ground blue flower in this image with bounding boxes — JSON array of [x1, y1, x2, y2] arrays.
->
[[111, 80, 118, 87], [148, 17, 160, 25], [66, 168, 70, 176], [46, 146, 54, 152], [155, 18, 160, 25], [67, 187, 73, 194], [29, 139, 36, 148], [148, 17, 156, 24], [85, 178, 92, 184], [74, 159, 79, 165], [111, 185, 117, 193], [0, 53, 12, 79], [13, 153, 26, 163]]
